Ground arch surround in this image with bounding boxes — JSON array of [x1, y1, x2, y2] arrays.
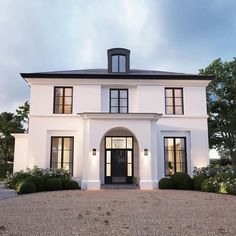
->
[[99, 127, 140, 185]]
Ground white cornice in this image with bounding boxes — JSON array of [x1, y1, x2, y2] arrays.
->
[[162, 115, 209, 119], [25, 78, 211, 87], [77, 112, 162, 121]]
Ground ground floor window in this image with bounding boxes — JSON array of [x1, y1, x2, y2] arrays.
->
[[50, 137, 74, 174], [164, 137, 187, 176]]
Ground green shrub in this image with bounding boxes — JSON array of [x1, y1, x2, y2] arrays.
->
[[192, 175, 208, 190], [201, 178, 215, 192], [19, 182, 36, 194], [45, 178, 62, 191], [24, 176, 44, 192], [7, 172, 31, 190], [170, 172, 192, 190], [61, 178, 79, 190], [225, 179, 236, 195], [159, 178, 175, 189]]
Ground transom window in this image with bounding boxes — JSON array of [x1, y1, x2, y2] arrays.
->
[[50, 137, 74, 174], [110, 89, 128, 113], [164, 137, 187, 176], [54, 87, 73, 114], [112, 55, 126, 72], [165, 88, 184, 115]]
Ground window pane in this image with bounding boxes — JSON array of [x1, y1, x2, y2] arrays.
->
[[55, 96, 63, 105], [111, 99, 118, 106], [166, 106, 173, 114], [120, 107, 128, 113], [120, 99, 127, 106], [175, 98, 182, 106], [110, 107, 118, 113], [120, 90, 127, 98], [64, 97, 72, 106], [175, 106, 183, 115], [64, 106, 72, 114], [165, 89, 173, 97], [175, 138, 185, 151], [52, 151, 62, 163], [54, 105, 63, 114], [106, 138, 112, 149], [166, 98, 173, 106], [52, 138, 62, 150], [174, 89, 182, 97], [111, 90, 118, 98], [119, 55, 126, 72], [65, 88, 72, 96], [55, 88, 63, 96], [64, 138, 72, 150], [62, 162, 70, 171], [127, 138, 132, 149], [112, 55, 118, 72]]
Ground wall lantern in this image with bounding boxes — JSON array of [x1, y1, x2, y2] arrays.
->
[[144, 148, 148, 156], [92, 148, 96, 155]]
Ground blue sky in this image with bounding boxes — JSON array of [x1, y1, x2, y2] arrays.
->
[[0, 0, 235, 112]]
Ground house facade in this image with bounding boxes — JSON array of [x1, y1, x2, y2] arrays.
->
[[13, 48, 213, 190]]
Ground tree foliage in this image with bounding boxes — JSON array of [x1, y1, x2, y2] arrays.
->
[[0, 102, 29, 163], [199, 58, 236, 166]]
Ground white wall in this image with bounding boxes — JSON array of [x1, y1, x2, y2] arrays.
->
[[12, 134, 28, 172]]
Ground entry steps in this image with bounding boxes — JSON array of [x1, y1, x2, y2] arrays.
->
[[101, 184, 139, 189]]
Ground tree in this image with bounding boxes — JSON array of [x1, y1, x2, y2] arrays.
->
[[199, 58, 236, 166], [0, 112, 24, 163], [16, 101, 30, 132]]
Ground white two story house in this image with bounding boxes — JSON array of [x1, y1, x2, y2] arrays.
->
[[13, 48, 213, 190]]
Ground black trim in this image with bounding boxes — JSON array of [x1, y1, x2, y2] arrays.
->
[[53, 87, 73, 114], [21, 73, 214, 80], [50, 136, 74, 175], [165, 88, 184, 115], [109, 89, 129, 113], [164, 137, 187, 176]]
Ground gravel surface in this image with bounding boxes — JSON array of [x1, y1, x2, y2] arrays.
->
[[0, 190, 235, 236]]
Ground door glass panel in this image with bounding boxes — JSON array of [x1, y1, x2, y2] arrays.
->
[[112, 137, 126, 149], [120, 90, 127, 98], [111, 99, 118, 106], [174, 89, 182, 97], [106, 150, 111, 163], [106, 164, 111, 176], [110, 107, 118, 113], [120, 99, 127, 106], [165, 89, 173, 97], [127, 138, 132, 148], [127, 164, 132, 176], [110, 90, 118, 98], [106, 138, 112, 149], [120, 107, 128, 113], [127, 151, 132, 163], [175, 106, 183, 114]]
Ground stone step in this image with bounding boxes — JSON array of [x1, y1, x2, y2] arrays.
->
[[101, 184, 139, 189]]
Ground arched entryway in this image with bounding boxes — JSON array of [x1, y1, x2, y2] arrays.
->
[[100, 127, 139, 185]]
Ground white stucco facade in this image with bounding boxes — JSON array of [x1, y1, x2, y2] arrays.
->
[[12, 49, 212, 190]]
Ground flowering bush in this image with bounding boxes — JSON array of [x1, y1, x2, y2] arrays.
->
[[193, 165, 236, 178], [5, 166, 71, 191]]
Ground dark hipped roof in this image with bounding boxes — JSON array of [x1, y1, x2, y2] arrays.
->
[[20, 69, 214, 80]]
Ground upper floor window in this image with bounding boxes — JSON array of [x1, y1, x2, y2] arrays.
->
[[112, 55, 126, 72], [107, 48, 130, 73], [110, 89, 128, 113], [164, 137, 187, 176], [53, 87, 73, 114], [165, 88, 184, 115]]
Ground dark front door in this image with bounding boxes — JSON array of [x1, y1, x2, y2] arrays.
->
[[105, 136, 133, 184], [111, 149, 126, 184]]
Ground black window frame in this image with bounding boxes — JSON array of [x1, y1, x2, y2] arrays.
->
[[50, 136, 74, 175], [53, 87, 73, 114], [164, 137, 187, 176], [165, 88, 184, 115], [109, 88, 129, 113], [111, 54, 126, 73]]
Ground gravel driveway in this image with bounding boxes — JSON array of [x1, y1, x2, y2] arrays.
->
[[0, 190, 235, 236]]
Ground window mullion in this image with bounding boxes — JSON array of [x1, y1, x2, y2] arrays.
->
[[174, 138, 176, 173], [118, 90, 120, 113], [63, 88, 65, 114], [61, 138, 64, 169], [173, 89, 175, 114]]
